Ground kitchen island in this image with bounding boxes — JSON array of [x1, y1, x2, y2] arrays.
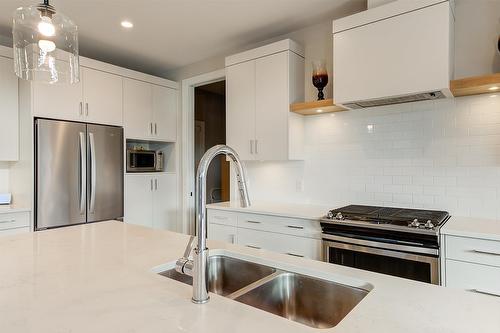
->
[[0, 221, 499, 332]]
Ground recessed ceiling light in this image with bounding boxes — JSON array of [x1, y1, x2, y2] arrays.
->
[[316, 109, 323, 113], [121, 21, 133, 29], [488, 86, 499, 91]]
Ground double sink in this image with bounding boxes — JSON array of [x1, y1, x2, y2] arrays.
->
[[159, 255, 370, 329]]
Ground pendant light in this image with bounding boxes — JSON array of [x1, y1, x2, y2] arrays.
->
[[12, 0, 79, 84]]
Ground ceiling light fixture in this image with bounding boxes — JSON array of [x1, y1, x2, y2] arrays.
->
[[488, 86, 499, 91], [12, 0, 79, 84], [121, 21, 134, 28], [316, 109, 323, 113]]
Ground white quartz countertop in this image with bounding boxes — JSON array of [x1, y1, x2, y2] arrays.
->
[[0, 221, 499, 333], [206, 201, 330, 220], [442, 216, 500, 241]]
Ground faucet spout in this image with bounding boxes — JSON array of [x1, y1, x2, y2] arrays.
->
[[178, 145, 251, 304]]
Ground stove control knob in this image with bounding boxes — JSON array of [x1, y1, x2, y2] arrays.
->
[[425, 220, 435, 229], [335, 212, 344, 220], [410, 219, 420, 228], [327, 210, 334, 219]]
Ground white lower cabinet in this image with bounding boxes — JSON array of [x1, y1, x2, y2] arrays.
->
[[443, 234, 500, 298], [0, 211, 30, 236], [125, 174, 177, 231], [207, 209, 322, 260]]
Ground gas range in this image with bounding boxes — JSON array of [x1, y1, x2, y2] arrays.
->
[[320, 205, 450, 284], [321, 205, 450, 236]]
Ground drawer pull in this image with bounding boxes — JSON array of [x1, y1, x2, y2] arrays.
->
[[287, 225, 304, 230], [0, 219, 16, 224], [245, 245, 261, 249], [286, 252, 304, 258], [245, 220, 261, 224], [469, 288, 500, 298], [471, 249, 500, 256]]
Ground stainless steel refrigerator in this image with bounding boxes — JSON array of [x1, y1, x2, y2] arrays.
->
[[35, 119, 123, 230]]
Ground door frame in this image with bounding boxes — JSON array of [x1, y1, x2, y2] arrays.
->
[[180, 69, 226, 235]]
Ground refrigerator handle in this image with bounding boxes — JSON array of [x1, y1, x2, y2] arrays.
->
[[89, 132, 97, 214], [79, 132, 86, 215]]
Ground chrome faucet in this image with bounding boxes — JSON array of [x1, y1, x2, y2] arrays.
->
[[176, 145, 251, 304]]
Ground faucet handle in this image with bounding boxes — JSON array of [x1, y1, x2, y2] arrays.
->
[[183, 235, 196, 259]]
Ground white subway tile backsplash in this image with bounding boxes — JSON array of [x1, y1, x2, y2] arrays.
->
[[246, 95, 500, 219]]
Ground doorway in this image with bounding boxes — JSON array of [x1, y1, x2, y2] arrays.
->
[[194, 80, 230, 205]]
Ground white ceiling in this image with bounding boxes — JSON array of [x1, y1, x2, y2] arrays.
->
[[0, 0, 365, 77]]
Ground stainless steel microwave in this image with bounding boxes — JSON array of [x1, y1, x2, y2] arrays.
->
[[126, 149, 163, 172]]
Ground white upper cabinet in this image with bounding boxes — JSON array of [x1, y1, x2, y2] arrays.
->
[[225, 39, 305, 161], [33, 67, 123, 126], [226, 60, 256, 161], [82, 68, 123, 126], [152, 85, 177, 142], [123, 78, 177, 141], [0, 56, 19, 161], [32, 77, 83, 122]]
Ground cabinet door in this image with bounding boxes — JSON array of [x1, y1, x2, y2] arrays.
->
[[123, 78, 153, 140], [255, 52, 289, 161], [152, 173, 177, 231], [124, 175, 153, 228], [83, 68, 123, 126], [32, 75, 83, 121], [0, 57, 19, 161], [152, 85, 177, 142], [208, 223, 237, 244], [226, 61, 256, 161]]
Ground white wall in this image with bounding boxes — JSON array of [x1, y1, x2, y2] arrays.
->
[[0, 162, 9, 192], [245, 94, 500, 219]]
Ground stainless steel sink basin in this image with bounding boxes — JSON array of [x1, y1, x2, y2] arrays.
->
[[159, 255, 276, 296], [234, 272, 369, 329]]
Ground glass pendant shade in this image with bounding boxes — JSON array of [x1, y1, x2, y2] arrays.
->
[[12, 2, 79, 84]]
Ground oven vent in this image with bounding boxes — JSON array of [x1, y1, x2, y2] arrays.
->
[[343, 91, 446, 110]]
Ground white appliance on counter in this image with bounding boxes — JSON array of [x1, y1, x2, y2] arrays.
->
[[35, 119, 124, 230], [333, 0, 455, 109]]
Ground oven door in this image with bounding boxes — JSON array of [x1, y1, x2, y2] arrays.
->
[[323, 235, 439, 284]]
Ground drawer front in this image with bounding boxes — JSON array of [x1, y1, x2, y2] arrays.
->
[[208, 223, 237, 244], [446, 235, 500, 268], [0, 227, 30, 237], [237, 213, 321, 239], [237, 228, 322, 260], [207, 210, 237, 227], [0, 212, 30, 231], [446, 259, 500, 298]]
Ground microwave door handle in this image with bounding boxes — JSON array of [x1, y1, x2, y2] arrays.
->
[[89, 132, 97, 214], [79, 132, 86, 215]]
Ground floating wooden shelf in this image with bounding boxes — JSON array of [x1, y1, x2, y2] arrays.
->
[[450, 73, 500, 97], [290, 99, 347, 116]]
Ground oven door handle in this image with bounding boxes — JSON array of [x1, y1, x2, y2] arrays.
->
[[322, 233, 438, 256]]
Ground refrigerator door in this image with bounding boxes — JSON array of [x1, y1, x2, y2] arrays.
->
[[36, 119, 87, 229], [87, 124, 123, 222]]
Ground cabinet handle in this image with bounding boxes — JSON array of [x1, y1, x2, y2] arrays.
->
[[287, 225, 304, 230], [246, 244, 261, 249], [154, 123, 157, 135], [150, 123, 153, 135], [245, 220, 261, 224], [150, 179, 153, 191], [250, 140, 254, 154], [470, 249, 500, 256], [154, 178, 158, 191], [255, 140, 258, 154], [85, 103, 89, 116], [79, 102, 83, 115], [286, 252, 305, 258], [469, 289, 500, 298], [0, 219, 16, 224], [230, 234, 235, 244]]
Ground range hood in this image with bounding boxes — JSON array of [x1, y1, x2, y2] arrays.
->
[[333, 0, 455, 110]]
